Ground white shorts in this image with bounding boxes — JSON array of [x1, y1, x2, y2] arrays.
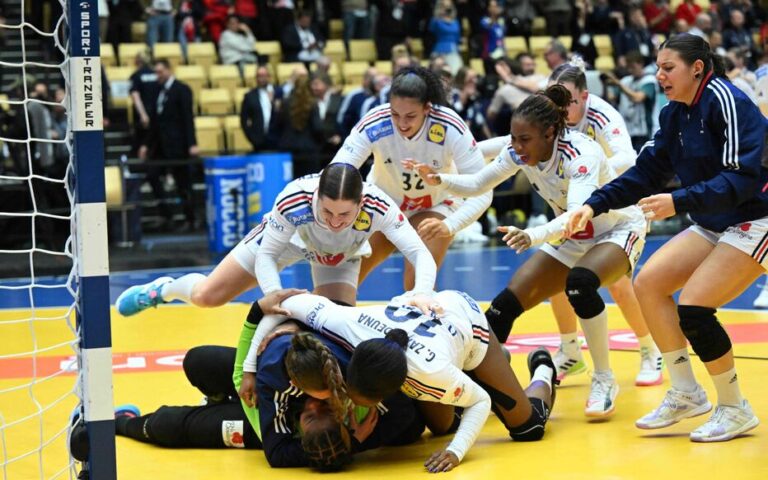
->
[[230, 222, 362, 289], [689, 218, 768, 270], [401, 196, 463, 220], [540, 215, 647, 271]]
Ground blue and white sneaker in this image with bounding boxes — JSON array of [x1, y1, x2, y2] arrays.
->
[[116, 277, 173, 316], [585, 371, 619, 418], [115, 404, 141, 418]]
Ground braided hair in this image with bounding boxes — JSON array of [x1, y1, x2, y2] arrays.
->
[[285, 332, 350, 426], [512, 84, 572, 140], [390, 66, 447, 106], [301, 422, 354, 472]]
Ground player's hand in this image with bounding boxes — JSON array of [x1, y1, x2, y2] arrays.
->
[[404, 160, 442, 186], [424, 449, 460, 473], [498, 225, 531, 253], [257, 321, 301, 354], [417, 218, 451, 241], [349, 406, 379, 443], [239, 372, 258, 407], [257, 288, 308, 316], [406, 293, 445, 316], [566, 205, 594, 237], [638, 193, 675, 221]]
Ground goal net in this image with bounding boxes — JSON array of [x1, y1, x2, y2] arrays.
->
[[0, 1, 113, 478]]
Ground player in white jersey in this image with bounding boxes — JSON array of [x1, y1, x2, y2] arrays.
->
[[410, 86, 647, 418], [116, 164, 437, 316], [478, 59, 664, 388], [332, 66, 492, 291], [244, 288, 557, 472]]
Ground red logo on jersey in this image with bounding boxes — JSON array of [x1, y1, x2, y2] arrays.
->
[[231, 432, 244, 446], [740, 223, 751, 231], [570, 221, 595, 240], [578, 165, 588, 174], [400, 195, 433, 212], [398, 213, 405, 222], [612, 128, 621, 136], [454, 387, 463, 398], [316, 253, 345, 266]]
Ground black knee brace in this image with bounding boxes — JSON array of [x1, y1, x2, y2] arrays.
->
[[485, 288, 525, 342], [678, 305, 732, 362], [509, 398, 550, 442], [565, 267, 605, 319]]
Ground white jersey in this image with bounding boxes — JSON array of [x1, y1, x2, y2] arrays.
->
[[253, 174, 436, 294], [441, 129, 644, 244], [480, 94, 637, 175], [332, 103, 492, 234], [279, 290, 492, 461]]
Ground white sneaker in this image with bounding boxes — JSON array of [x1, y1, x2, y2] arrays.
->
[[753, 283, 768, 308], [553, 342, 588, 382], [635, 385, 712, 429], [690, 400, 760, 442], [585, 371, 619, 417], [635, 346, 664, 386], [527, 213, 548, 228]]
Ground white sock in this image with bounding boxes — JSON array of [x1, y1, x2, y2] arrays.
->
[[661, 348, 698, 393], [637, 334, 658, 352], [531, 365, 554, 389], [560, 332, 580, 356], [578, 309, 610, 373], [711, 368, 744, 407], [160, 273, 206, 303]]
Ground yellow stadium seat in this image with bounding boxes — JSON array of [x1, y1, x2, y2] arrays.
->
[[329, 19, 344, 40], [341, 61, 369, 86], [374, 60, 392, 76], [408, 38, 424, 59], [209, 64, 242, 96], [224, 115, 251, 154], [118, 43, 148, 66], [199, 88, 233, 115], [349, 39, 376, 62], [186, 42, 217, 69], [105, 66, 134, 109], [195, 116, 225, 155], [529, 36, 551, 57], [101, 43, 116, 67], [175, 65, 208, 102], [255, 40, 282, 66], [532, 16, 546, 35], [276, 62, 307, 84], [593, 35, 613, 57], [0, 94, 9, 111], [504, 37, 528, 56], [153, 43, 184, 68], [131, 22, 146, 43], [325, 39, 346, 64], [557, 36, 572, 51], [595, 55, 615, 73], [469, 58, 485, 76], [233, 87, 250, 114]]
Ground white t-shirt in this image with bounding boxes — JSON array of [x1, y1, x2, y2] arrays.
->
[[254, 173, 436, 294], [332, 103, 491, 235]]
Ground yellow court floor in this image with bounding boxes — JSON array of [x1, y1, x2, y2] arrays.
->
[[1, 303, 767, 479]]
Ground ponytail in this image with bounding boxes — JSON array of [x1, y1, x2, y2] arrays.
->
[[390, 66, 447, 106]]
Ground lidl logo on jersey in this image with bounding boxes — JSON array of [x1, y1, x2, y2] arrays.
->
[[366, 121, 394, 142], [427, 122, 446, 145], [586, 125, 596, 140], [353, 210, 372, 231]]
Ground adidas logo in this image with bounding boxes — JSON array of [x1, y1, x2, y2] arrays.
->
[[673, 356, 688, 365], [384, 157, 392, 164], [487, 307, 501, 315]]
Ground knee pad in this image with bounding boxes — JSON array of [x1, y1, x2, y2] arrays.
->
[[485, 288, 525, 342], [678, 305, 732, 362], [565, 267, 605, 319], [509, 398, 550, 442]]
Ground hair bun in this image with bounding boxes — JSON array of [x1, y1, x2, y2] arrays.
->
[[384, 328, 409, 349], [567, 54, 587, 73]]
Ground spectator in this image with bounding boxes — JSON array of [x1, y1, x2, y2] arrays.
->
[[233, 0, 259, 32], [139, 59, 198, 231], [429, 0, 463, 74], [504, 0, 536, 41], [277, 75, 323, 178], [603, 51, 657, 152], [107, 0, 143, 54], [614, 7, 655, 67], [50, 88, 69, 171], [688, 12, 712, 40], [219, 15, 258, 69], [452, 67, 492, 141], [487, 57, 530, 122], [724, 54, 759, 104], [479, 0, 506, 74], [342, 0, 372, 55], [723, 9, 754, 53], [672, 18, 690, 34], [587, 0, 622, 34], [674, 0, 701, 26], [28, 82, 54, 175], [129, 50, 160, 154], [709, 30, 727, 57], [280, 64, 309, 98], [337, 66, 378, 137], [726, 48, 758, 92], [264, 0, 296, 41], [310, 72, 343, 156], [642, 0, 673, 35], [281, 9, 325, 63], [202, 0, 230, 44], [240, 65, 282, 152], [539, 0, 573, 37], [372, 0, 410, 60], [98, 0, 110, 42], [146, 0, 175, 48], [571, 0, 598, 67], [543, 38, 569, 72]]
